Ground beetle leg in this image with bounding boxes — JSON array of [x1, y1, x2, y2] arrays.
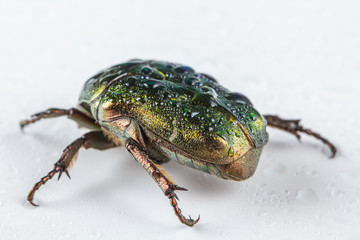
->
[[264, 115, 337, 158], [125, 138, 200, 227], [27, 131, 117, 206], [20, 108, 100, 130]]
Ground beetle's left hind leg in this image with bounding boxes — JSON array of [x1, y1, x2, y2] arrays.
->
[[27, 131, 117, 206], [125, 138, 200, 227], [264, 115, 337, 158]]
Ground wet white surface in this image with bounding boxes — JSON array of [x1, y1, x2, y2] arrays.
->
[[1, 1, 359, 239]]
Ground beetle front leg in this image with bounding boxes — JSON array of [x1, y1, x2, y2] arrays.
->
[[27, 131, 117, 206], [264, 115, 337, 158], [125, 139, 200, 227], [20, 108, 100, 130]]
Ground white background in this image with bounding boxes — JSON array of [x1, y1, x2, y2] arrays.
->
[[1, 1, 359, 239]]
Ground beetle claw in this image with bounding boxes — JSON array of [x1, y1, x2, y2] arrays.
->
[[20, 122, 26, 131], [64, 169, 71, 179], [28, 200, 39, 207], [174, 185, 188, 191], [184, 215, 200, 227], [57, 171, 62, 181], [168, 192, 200, 227], [19, 119, 31, 130], [57, 168, 71, 180]]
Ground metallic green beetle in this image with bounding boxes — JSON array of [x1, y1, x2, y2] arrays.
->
[[21, 59, 336, 226]]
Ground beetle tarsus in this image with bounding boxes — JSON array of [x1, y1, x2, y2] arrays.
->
[[27, 168, 59, 206], [264, 115, 337, 158], [126, 138, 199, 226], [27, 131, 115, 206], [21, 108, 70, 129], [169, 193, 200, 227]]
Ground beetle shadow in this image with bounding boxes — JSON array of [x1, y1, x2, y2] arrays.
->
[[164, 160, 237, 197], [27, 132, 64, 145], [56, 148, 237, 207]]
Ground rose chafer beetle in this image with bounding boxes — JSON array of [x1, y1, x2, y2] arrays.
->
[[21, 59, 336, 226]]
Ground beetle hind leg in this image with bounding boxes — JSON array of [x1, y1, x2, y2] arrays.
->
[[264, 115, 337, 158], [125, 139, 200, 227], [27, 131, 117, 206]]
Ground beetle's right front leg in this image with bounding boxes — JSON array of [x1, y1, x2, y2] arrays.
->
[[125, 138, 200, 227], [20, 108, 100, 130]]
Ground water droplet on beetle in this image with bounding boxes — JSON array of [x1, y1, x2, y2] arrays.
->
[[210, 100, 217, 107], [216, 131, 227, 140], [191, 112, 199, 118], [141, 67, 152, 74], [228, 147, 234, 157], [249, 112, 257, 121], [175, 66, 194, 73], [201, 73, 218, 83], [184, 77, 199, 86]]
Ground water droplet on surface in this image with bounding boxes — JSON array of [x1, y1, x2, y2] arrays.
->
[[90, 231, 102, 239], [263, 190, 276, 197], [296, 188, 319, 205], [327, 182, 336, 189], [331, 189, 344, 198], [9, 165, 19, 175], [263, 163, 286, 176], [346, 236, 360, 240], [262, 218, 278, 227], [337, 170, 360, 188]]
